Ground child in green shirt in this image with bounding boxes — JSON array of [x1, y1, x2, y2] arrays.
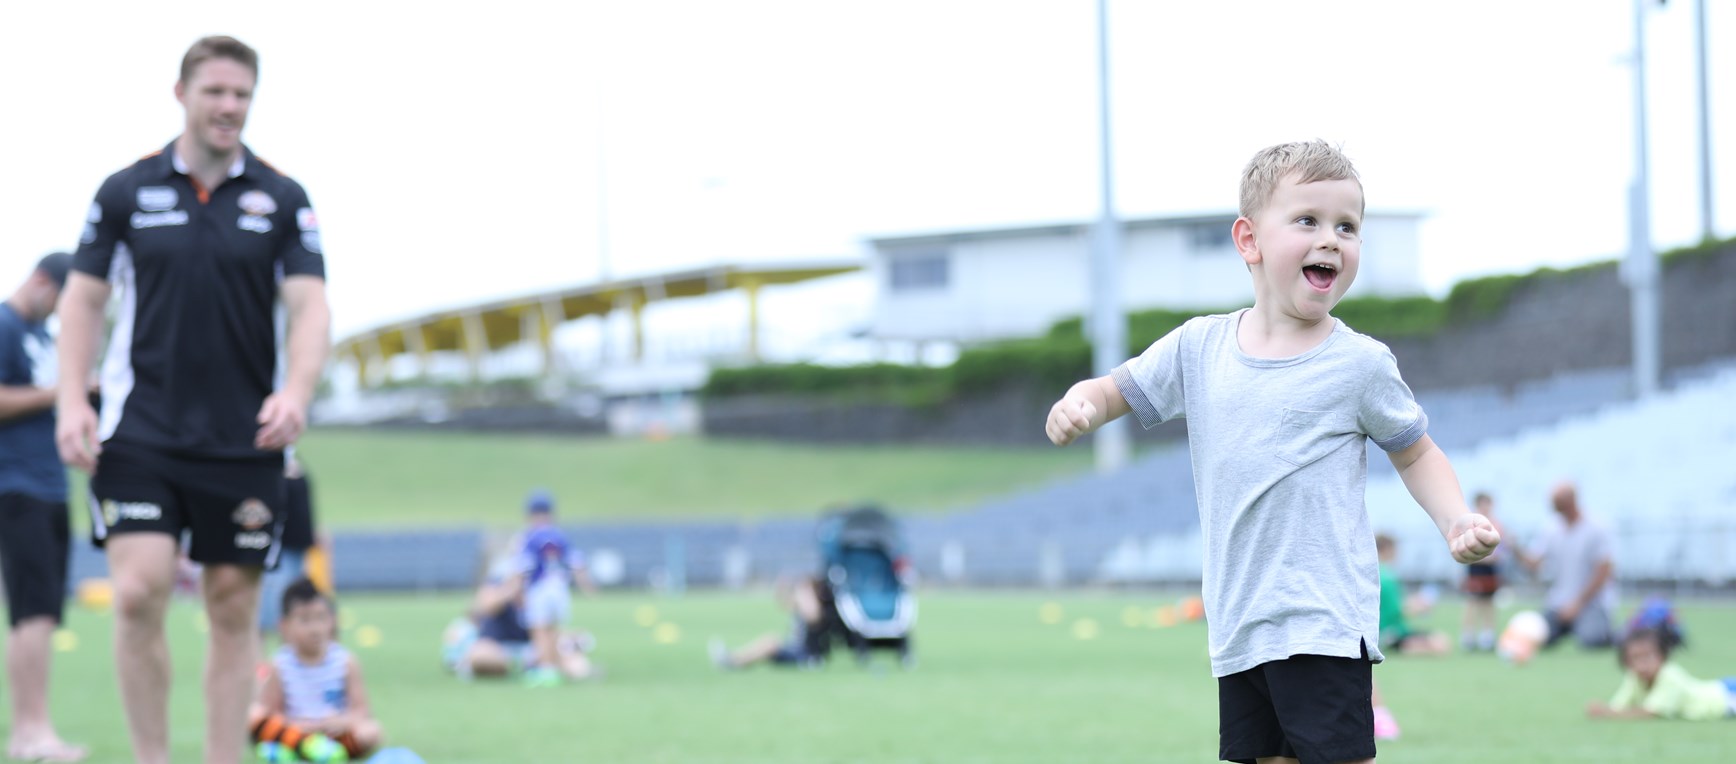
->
[[1376, 534, 1449, 655]]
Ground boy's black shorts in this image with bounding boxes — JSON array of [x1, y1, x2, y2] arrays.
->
[[0, 493, 71, 628], [1463, 562, 1501, 598], [88, 442, 286, 569], [1218, 645, 1375, 764]]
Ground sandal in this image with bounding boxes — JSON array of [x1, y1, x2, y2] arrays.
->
[[6, 740, 89, 763]]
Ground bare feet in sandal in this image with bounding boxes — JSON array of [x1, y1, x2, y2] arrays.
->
[[6, 738, 89, 763]]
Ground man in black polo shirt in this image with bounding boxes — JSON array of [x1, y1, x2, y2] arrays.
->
[[1, 252, 87, 762], [55, 36, 329, 764]]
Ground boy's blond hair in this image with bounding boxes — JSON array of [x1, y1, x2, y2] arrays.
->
[[1238, 140, 1363, 219]]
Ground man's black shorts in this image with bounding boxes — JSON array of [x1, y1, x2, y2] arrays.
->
[[1218, 645, 1375, 764], [88, 442, 286, 568], [0, 493, 71, 628]]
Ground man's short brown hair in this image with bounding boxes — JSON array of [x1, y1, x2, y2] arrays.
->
[[180, 36, 258, 84]]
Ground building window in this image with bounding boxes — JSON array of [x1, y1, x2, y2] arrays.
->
[[888, 251, 949, 292], [1188, 220, 1234, 253]]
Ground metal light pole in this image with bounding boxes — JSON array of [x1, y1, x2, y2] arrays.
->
[[1694, 0, 1715, 241], [1626, 0, 1661, 398], [1089, 0, 1130, 472], [595, 73, 616, 367]]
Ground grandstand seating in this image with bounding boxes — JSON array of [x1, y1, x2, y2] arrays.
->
[[1367, 361, 1736, 585], [330, 530, 487, 591], [53, 363, 1734, 592], [908, 361, 1736, 587]]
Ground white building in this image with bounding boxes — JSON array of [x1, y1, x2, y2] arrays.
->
[[868, 211, 1425, 344]]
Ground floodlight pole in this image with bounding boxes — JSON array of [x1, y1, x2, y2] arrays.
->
[[1626, 0, 1661, 398], [1694, 0, 1715, 241], [596, 74, 616, 366], [1090, 0, 1130, 472]]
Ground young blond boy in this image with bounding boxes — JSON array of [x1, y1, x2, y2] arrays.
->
[[1046, 141, 1499, 764]]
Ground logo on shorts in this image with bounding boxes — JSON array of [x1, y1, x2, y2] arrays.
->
[[102, 500, 163, 526], [238, 190, 277, 216], [232, 499, 273, 531], [235, 532, 271, 550]]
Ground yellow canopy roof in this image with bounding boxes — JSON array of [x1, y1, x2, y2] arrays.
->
[[333, 261, 861, 368]]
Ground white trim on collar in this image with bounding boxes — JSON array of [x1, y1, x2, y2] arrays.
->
[[170, 149, 245, 179]]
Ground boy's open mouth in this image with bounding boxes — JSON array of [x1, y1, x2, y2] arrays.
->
[[1303, 264, 1337, 291]]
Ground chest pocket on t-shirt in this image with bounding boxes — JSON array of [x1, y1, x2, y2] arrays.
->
[[1275, 407, 1356, 468]]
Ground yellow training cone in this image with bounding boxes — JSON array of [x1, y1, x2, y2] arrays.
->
[[1071, 618, 1100, 641]]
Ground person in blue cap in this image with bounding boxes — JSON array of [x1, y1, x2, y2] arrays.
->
[[1, 252, 87, 762], [506, 490, 596, 686]]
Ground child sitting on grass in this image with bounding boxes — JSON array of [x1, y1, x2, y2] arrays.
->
[[1587, 627, 1735, 720], [248, 578, 383, 761]]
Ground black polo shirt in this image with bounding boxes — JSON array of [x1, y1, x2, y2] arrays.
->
[[73, 140, 325, 459]]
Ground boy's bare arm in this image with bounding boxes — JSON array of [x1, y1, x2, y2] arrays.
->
[[1387, 434, 1500, 564], [1045, 375, 1131, 446], [573, 566, 598, 596], [1559, 559, 1613, 622], [340, 658, 374, 726]]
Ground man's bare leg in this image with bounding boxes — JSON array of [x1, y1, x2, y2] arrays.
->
[[461, 639, 513, 677], [7, 615, 87, 760], [107, 534, 179, 764], [202, 564, 262, 764]]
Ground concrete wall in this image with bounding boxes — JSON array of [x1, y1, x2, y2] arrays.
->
[[870, 213, 1426, 343], [1384, 244, 1736, 390]]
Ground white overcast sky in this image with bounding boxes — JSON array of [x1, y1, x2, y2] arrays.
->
[[1, 0, 1730, 342]]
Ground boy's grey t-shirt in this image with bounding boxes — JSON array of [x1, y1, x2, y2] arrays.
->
[[1112, 310, 1427, 677]]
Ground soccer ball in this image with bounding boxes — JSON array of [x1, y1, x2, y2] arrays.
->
[[255, 742, 293, 762], [1497, 609, 1548, 665]]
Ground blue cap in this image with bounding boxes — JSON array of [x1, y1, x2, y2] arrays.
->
[[36, 252, 72, 288], [525, 490, 555, 514]]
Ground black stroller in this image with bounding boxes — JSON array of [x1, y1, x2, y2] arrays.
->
[[815, 506, 916, 666]]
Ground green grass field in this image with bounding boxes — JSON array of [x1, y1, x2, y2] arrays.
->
[[10, 593, 1732, 762], [287, 429, 1097, 529]]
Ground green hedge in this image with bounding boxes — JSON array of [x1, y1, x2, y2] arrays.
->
[[703, 363, 950, 406], [703, 236, 1736, 402], [950, 337, 1092, 396]]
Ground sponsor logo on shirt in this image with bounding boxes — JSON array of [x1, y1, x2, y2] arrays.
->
[[235, 532, 272, 550], [103, 500, 163, 526], [137, 186, 178, 211], [131, 210, 189, 229], [233, 498, 273, 530], [238, 215, 273, 234], [238, 190, 277, 216], [295, 208, 323, 253]]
